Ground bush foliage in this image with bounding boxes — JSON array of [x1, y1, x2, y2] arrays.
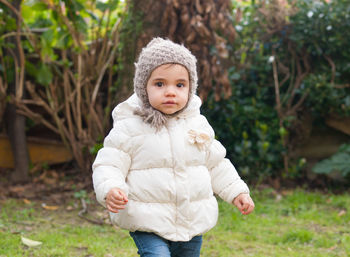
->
[[202, 0, 350, 182], [0, 0, 125, 170]]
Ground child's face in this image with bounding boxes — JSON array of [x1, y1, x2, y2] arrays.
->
[[146, 64, 190, 115]]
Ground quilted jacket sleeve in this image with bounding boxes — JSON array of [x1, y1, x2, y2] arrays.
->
[[206, 138, 250, 205], [92, 121, 132, 208]]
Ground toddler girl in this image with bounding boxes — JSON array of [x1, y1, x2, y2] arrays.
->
[[92, 37, 254, 257]]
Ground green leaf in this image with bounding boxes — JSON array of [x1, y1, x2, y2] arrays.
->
[[70, 0, 85, 12], [96, 2, 109, 12], [96, 0, 120, 12], [109, 0, 120, 11], [240, 52, 247, 64], [42, 29, 55, 45], [56, 30, 71, 48], [76, 17, 88, 34], [230, 72, 241, 80], [25, 61, 38, 77], [312, 144, 350, 177], [279, 127, 288, 137], [21, 5, 33, 21], [89, 143, 103, 155], [36, 64, 53, 87], [5, 17, 17, 31], [31, 2, 48, 11]]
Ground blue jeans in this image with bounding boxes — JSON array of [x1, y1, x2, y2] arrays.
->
[[130, 231, 203, 257]]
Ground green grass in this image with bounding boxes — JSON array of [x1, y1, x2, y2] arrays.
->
[[0, 188, 349, 256], [204, 188, 350, 256]]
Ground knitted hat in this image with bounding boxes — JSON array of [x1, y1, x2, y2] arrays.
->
[[133, 37, 198, 129]]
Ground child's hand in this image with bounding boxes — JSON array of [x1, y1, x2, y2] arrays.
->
[[233, 193, 255, 215], [106, 188, 128, 213]]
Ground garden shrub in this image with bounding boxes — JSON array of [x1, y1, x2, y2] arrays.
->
[[202, 57, 284, 182], [202, 0, 350, 182], [290, 0, 350, 118], [0, 0, 125, 171]]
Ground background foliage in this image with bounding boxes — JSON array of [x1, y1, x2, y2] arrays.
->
[[202, 0, 350, 183], [1, 0, 349, 183], [0, 0, 125, 170]]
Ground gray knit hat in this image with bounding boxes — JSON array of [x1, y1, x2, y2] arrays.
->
[[133, 37, 198, 129]]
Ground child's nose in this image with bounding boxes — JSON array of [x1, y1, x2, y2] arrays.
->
[[165, 86, 176, 96]]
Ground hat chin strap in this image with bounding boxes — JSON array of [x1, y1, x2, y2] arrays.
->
[[133, 104, 167, 131]]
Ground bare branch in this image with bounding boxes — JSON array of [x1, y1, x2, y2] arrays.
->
[[287, 51, 310, 110], [77, 54, 82, 136], [286, 90, 309, 117], [91, 19, 122, 107], [334, 84, 350, 89], [324, 54, 336, 84], [14, 101, 60, 134], [15, 18, 26, 100], [272, 55, 283, 121]]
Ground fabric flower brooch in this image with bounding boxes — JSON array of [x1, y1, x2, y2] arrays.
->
[[188, 129, 211, 150]]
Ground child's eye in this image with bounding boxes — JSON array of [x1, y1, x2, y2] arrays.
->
[[177, 83, 185, 88], [155, 82, 163, 87]]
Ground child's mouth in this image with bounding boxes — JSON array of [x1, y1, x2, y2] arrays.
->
[[164, 101, 176, 104]]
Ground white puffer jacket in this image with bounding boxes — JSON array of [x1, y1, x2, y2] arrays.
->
[[92, 94, 250, 241]]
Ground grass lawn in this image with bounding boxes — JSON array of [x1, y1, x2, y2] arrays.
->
[[0, 187, 349, 257]]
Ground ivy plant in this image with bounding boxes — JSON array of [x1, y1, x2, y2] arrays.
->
[[312, 144, 350, 179]]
